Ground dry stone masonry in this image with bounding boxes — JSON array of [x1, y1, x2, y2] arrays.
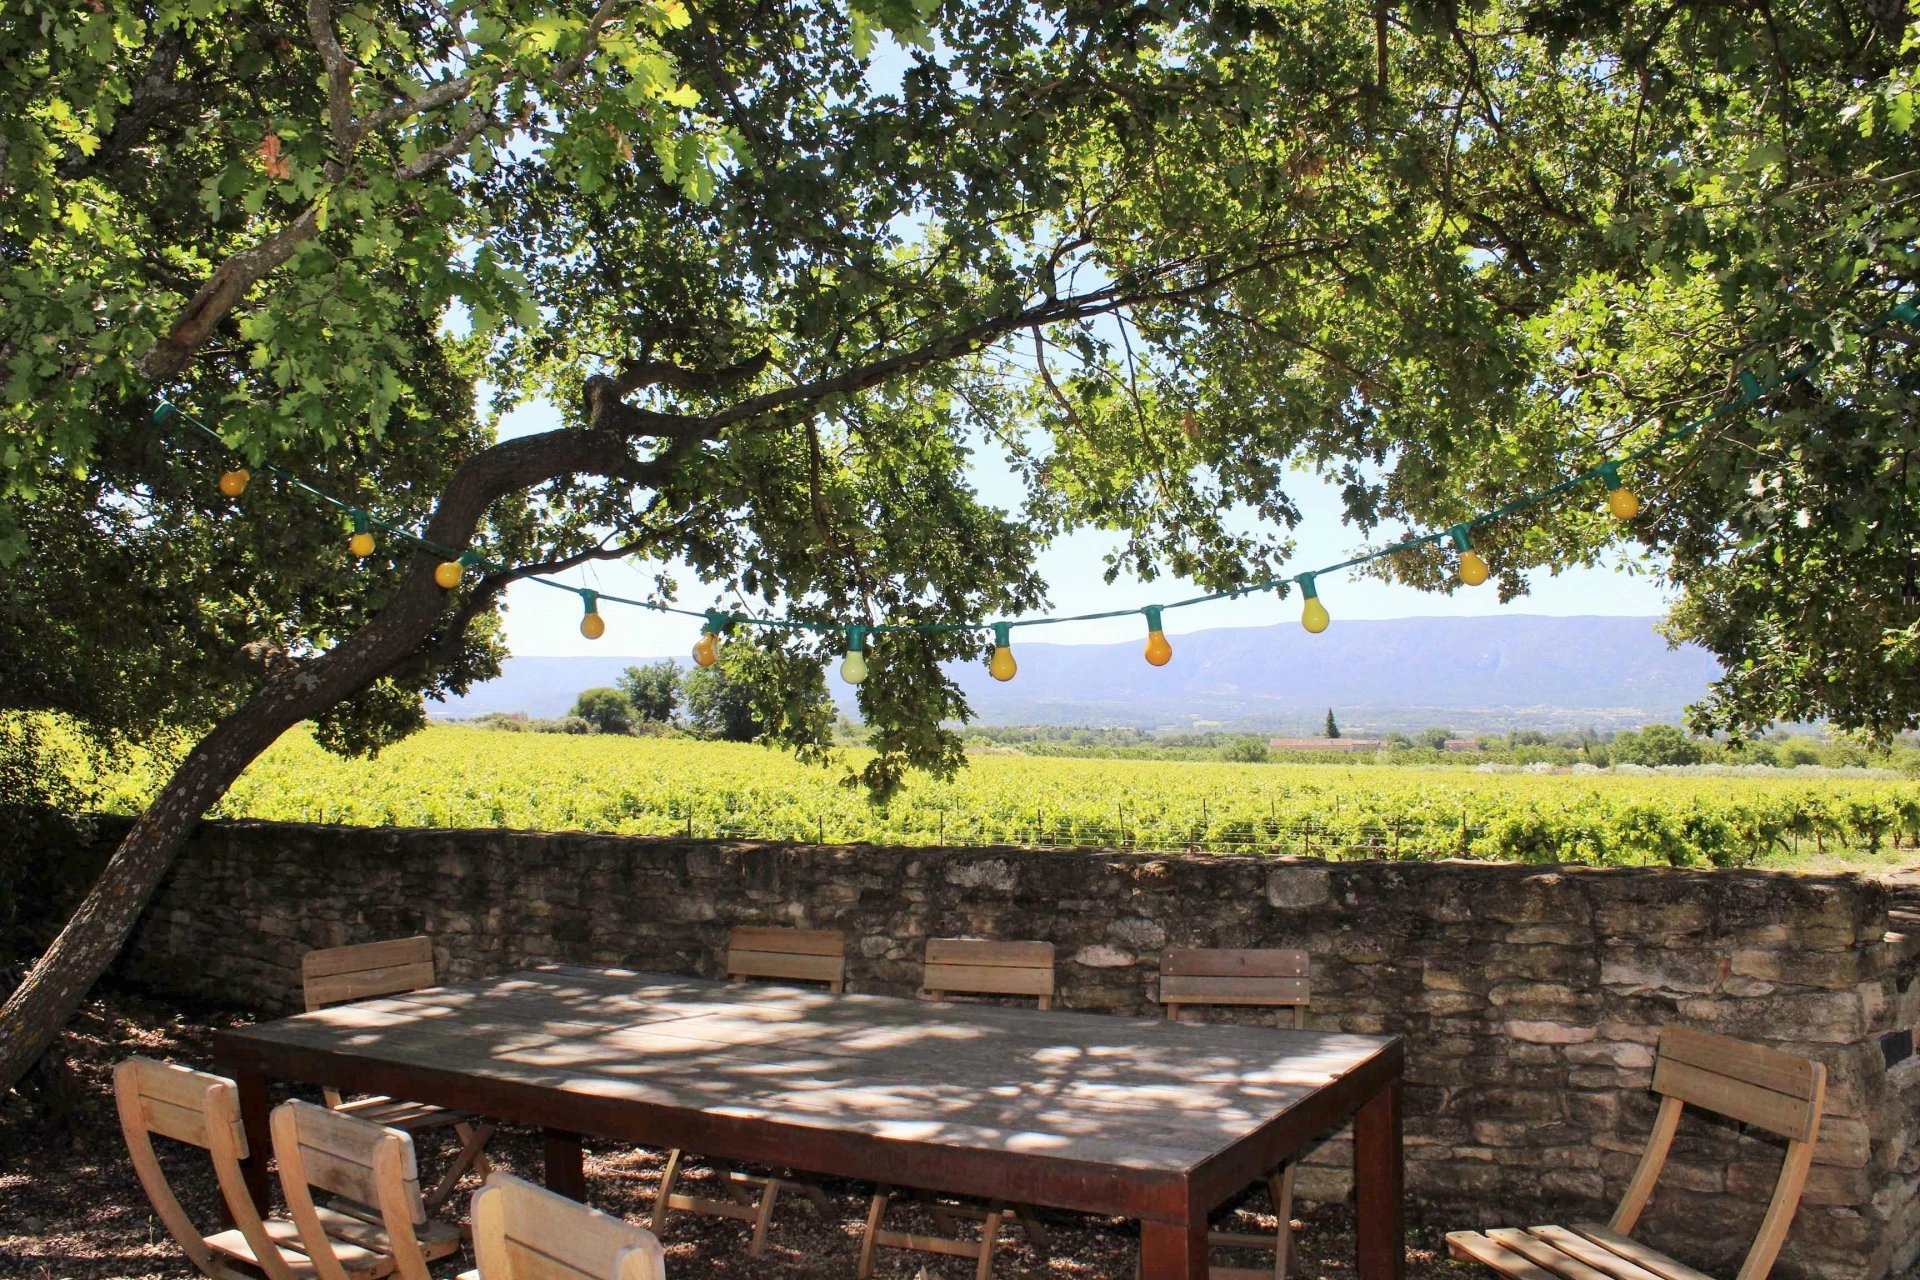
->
[[80, 819, 1920, 1279]]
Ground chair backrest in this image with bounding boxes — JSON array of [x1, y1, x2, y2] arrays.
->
[[114, 1057, 298, 1280], [271, 1099, 431, 1280], [1159, 948, 1311, 1028], [726, 926, 846, 991], [470, 1172, 668, 1280], [922, 938, 1056, 1009], [302, 936, 436, 1011], [1611, 1027, 1826, 1280]]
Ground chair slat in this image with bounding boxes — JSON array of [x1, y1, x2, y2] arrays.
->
[[1526, 1228, 1670, 1280], [1657, 1028, 1819, 1100], [1446, 1231, 1561, 1280], [123, 1060, 250, 1154], [1571, 1226, 1715, 1280], [924, 962, 1055, 998], [302, 936, 433, 982], [925, 939, 1053, 968], [1161, 948, 1310, 978], [288, 1099, 421, 1183], [1651, 1057, 1819, 1142], [727, 950, 844, 985], [305, 964, 438, 1010], [1160, 976, 1310, 1007], [474, 1173, 666, 1280], [728, 926, 844, 957], [1484, 1229, 1615, 1280]]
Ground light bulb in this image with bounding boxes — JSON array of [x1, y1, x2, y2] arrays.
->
[[580, 612, 605, 640], [1598, 462, 1640, 521], [218, 468, 249, 498], [1140, 607, 1172, 666], [434, 560, 463, 589], [349, 531, 375, 558], [840, 626, 870, 684], [1459, 550, 1489, 586], [693, 631, 718, 667], [990, 646, 1017, 681], [1298, 575, 1330, 633]]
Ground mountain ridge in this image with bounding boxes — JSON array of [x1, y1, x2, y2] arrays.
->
[[433, 614, 1719, 734]]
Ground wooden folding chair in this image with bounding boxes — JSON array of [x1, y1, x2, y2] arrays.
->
[[116, 1057, 310, 1280], [856, 938, 1057, 1280], [302, 936, 495, 1210], [270, 1099, 462, 1280], [650, 926, 843, 1256], [1159, 947, 1313, 1280], [1447, 1026, 1827, 1280], [461, 1172, 667, 1280]]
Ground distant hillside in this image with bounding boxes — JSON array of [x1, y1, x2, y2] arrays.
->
[[431, 614, 1721, 734]]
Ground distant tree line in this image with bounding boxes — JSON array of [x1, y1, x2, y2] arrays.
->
[[475, 647, 831, 746]]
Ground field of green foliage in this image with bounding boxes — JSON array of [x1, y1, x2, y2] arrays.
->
[[80, 725, 1917, 869]]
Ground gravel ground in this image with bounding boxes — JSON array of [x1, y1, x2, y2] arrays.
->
[[0, 987, 1466, 1279]]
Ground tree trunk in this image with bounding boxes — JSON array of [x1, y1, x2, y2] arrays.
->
[[0, 420, 659, 1097], [0, 559, 451, 1094]]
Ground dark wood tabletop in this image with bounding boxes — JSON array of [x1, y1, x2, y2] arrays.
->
[[214, 963, 1404, 1279]]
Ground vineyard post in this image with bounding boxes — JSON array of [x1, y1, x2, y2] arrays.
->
[[1304, 815, 1313, 855], [817, 814, 824, 845], [939, 811, 946, 846]]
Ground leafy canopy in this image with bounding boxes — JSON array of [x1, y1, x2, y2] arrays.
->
[[2, 0, 1917, 797]]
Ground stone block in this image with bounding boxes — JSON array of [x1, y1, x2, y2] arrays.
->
[[1505, 1019, 1595, 1045], [1676, 989, 1868, 1044], [1265, 867, 1331, 909], [1600, 948, 1727, 996], [1072, 943, 1134, 968]]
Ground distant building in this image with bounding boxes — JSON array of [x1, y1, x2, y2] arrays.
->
[[1442, 738, 1480, 752], [1268, 737, 1384, 753]]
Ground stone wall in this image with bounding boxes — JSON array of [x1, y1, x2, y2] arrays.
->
[[91, 819, 1920, 1278]]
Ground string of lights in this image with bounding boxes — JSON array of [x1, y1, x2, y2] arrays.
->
[[155, 294, 1917, 685]]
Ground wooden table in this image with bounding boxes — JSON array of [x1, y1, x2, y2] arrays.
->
[[213, 964, 1404, 1279]]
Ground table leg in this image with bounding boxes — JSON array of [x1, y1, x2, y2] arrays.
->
[[213, 1059, 274, 1218], [1139, 1214, 1206, 1279], [1355, 1077, 1404, 1280], [543, 1128, 586, 1200]]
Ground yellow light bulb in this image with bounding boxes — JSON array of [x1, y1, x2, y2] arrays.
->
[[1609, 487, 1641, 520], [1144, 629, 1173, 666], [1302, 596, 1330, 634], [840, 649, 868, 684], [580, 612, 606, 640], [693, 631, 719, 667], [989, 645, 1017, 681], [349, 531, 375, 558], [434, 560, 463, 589], [1459, 550, 1489, 586], [218, 468, 249, 498]]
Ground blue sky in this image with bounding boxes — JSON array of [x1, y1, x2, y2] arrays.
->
[[493, 396, 1670, 659]]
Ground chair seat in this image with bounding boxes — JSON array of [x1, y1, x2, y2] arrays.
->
[[1447, 1223, 1715, 1280], [207, 1205, 460, 1279], [334, 1095, 471, 1130]]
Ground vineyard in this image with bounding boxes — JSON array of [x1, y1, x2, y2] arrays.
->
[[85, 726, 1916, 870]]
